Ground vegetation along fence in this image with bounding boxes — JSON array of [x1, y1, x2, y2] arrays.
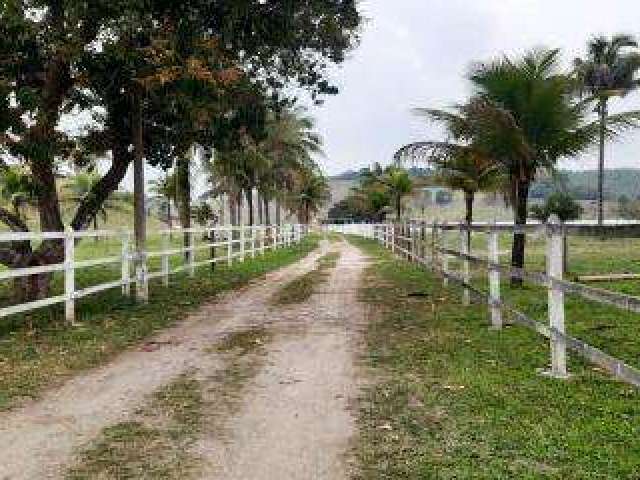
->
[[337, 220, 640, 387], [0, 224, 309, 325]]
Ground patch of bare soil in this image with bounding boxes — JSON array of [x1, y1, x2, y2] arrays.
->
[[196, 241, 369, 479]]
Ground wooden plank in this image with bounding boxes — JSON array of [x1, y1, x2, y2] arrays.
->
[[576, 273, 640, 282], [0, 295, 67, 318]]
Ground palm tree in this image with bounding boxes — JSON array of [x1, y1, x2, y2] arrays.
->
[[574, 34, 640, 225], [290, 168, 331, 223], [468, 49, 639, 284], [0, 166, 37, 223], [149, 171, 177, 230], [396, 105, 504, 228], [260, 107, 324, 224], [364, 166, 413, 220]]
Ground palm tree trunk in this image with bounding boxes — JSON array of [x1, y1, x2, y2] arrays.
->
[[464, 190, 474, 251], [246, 189, 254, 226], [264, 197, 271, 225], [598, 101, 607, 227], [257, 191, 263, 225], [237, 193, 243, 226], [166, 195, 173, 239], [176, 154, 191, 261], [511, 180, 529, 286], [396, 195, 402, 220], [229, 195, 236, 226]]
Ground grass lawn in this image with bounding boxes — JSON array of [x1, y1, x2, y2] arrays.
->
[[405, 229, 640, 369], [349, 235, 640, 480], [0, 235, 319, 411]]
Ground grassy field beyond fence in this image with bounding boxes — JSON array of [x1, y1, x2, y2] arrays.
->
[[349, 235, 640, 480]]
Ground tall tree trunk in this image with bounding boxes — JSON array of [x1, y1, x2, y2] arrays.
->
[[246, 189, 254, 226], [219, 194, 226, 225], [275, 199, 281, 225], [176, 152, 192, 261], [229, 195, 237, 226], [264, 197, 271, 225], [132, 94, 147, 276], [511, 180, 529, 286], [464, 190, 474, 251], [257, 191, 263, 225], [598, 101, 607, 227], [237, 193, 243, 226], [396, 195, 402, 220]]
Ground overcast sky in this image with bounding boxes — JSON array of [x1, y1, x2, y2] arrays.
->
[[312, 0, 640, 176]]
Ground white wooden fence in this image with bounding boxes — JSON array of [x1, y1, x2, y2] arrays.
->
[[325, 223, 376, 238], [0, 224, 308, 324], [337, 220, 640, 388]]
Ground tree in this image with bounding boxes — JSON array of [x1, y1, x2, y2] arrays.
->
[[66, 172, 122, 231], [467, 49, 638, 284], [0, 165, 38, 225], [396, 104, 504, 228], [530, 192, 583, 223], [291, 169, 331, 224], [149, 172, 177, 230], [0, 0, 362, 301], [574, 34, 640, 225], [530, 191, 583, 274], [364, 167, 413, 220]]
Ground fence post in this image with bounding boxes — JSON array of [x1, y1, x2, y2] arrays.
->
[[209, 226, 216, 271], [431, 220, 438, 272], [405, 222, 410, 260], [442, 221, 449, 286], [227, 227, 233, 266], [121, 231, 131, 296], [162, 231, 170, 286], [64, 226, 75, 325], [420, 222, 426, 263], [251, 227, 256, 258], [409, 222, 414, 261], [460, 225, 470, 306], [240, 226, 245, 262], [391, 224, 396, 254], [546, 215, 568, 378], [135, 250, 148, 303], [488, 223, 502, 329], [188, 230, 195, 277], [260, 226, 266, 253]]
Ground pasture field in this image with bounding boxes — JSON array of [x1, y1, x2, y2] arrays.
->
[[349, 235, 640, 479]]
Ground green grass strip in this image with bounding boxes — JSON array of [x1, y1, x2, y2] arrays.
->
[[348, 235, 640, 480], [270, 251, 341, 305]]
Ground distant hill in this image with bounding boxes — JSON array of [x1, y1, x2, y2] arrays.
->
[[331, 168, 640, 201], [330, 166, 432, 181], [562, 169, 640, 200]]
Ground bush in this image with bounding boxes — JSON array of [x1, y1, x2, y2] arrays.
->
[[530, 192, 583, 222]]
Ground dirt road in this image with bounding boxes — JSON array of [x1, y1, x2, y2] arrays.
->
[[0, 240, 368, 480]]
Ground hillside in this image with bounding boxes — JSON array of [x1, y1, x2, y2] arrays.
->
[[329, 168, 640, 202]]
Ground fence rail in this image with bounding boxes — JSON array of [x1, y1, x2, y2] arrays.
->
[[333, 220, 640, 388], [0, 224, 309, 323]]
